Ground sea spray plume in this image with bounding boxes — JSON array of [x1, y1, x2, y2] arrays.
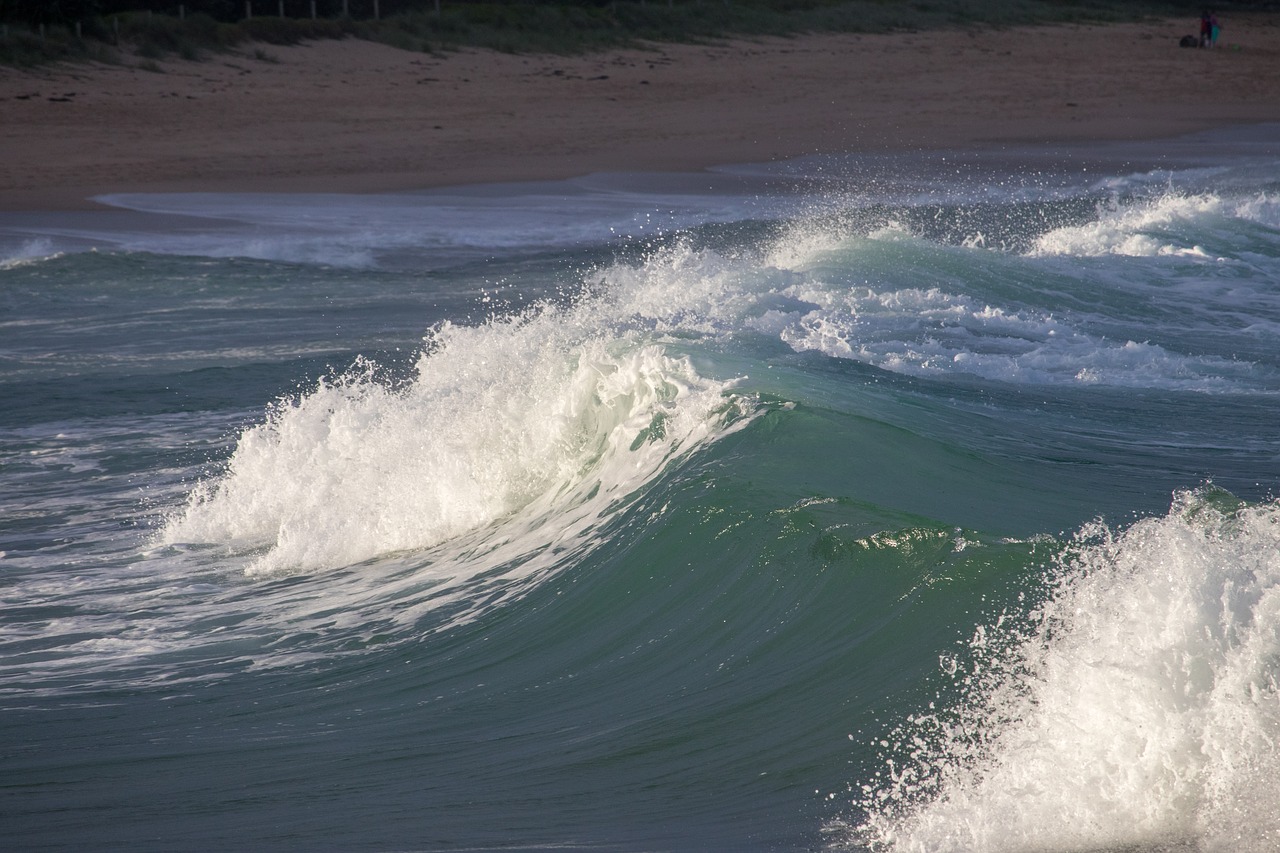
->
[[592, 235, 772, 336], [1236, 192, 1280, 232], [0, 237, 60, 269], [746, 203, 1274, 392], [159, 293, 751, 578], [1029, 190, 1240, 259], [842, 487, 1280, 853]]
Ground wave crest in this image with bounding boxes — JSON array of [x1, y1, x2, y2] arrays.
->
[[159, 306, 746, 577]]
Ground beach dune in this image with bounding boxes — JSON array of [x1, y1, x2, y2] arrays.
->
[[2, 14, 1278, 210]]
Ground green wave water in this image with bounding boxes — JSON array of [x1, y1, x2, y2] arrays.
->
[[2, 134, 1279, 851]]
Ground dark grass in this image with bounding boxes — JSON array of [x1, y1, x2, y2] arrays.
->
[[0, 0, 1252, 68]]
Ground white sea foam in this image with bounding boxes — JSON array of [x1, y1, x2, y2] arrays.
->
[[156, 326, 747, 578], [4, 306, 747, 691], [744, 225, 1264, 391], [1028, 191, 1245, 258], [159, 292, 748, 577], [0, 238, 60, 269], [844, 489, 1280, 853], [1235, 192, 1280, 231]]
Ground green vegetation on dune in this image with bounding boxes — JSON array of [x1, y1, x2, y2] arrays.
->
[[0, 0, 1259, 67]]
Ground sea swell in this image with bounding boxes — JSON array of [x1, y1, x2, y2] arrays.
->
[[4, 144, 1280, 851]]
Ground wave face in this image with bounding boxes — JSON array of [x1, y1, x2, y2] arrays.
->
[[2, 132, 1279, 852]]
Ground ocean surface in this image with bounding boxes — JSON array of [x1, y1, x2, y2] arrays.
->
[[2, 126, 1279, 852]]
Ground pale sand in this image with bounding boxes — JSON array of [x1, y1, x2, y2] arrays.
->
[[2, 14, 1278, 210]]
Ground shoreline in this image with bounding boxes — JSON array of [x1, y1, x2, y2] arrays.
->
[[2, 14, 1278, 211]]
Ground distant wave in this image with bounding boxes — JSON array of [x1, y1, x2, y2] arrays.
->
[[0, 238, 60, 269], [1030, 190, 1280, 259]]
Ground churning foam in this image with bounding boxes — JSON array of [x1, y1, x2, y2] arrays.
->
[[160, 298, 747, 577], [1027, 191, 1270, 258], [845, 489, 1280, 852], [0, 238, 60, 269], [1235, 192, 1280, 232], [748, 224, 1263, 392]]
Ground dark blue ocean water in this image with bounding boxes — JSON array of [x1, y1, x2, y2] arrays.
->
[[2, 128, 1279, 852]]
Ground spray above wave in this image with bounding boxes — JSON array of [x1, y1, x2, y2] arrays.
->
[[578, 205, 1276, 395], [1030, 190, 1280, 258], [752, 274, 1260, 390], [0, 238, 60, 269], [842, 488, 1280, 853], [749, 218, 1276, 391], [33, 243, 768, 688], [159, 304, 749, 577]]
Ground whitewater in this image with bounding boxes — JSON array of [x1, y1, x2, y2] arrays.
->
[[1, 127, 1278, 852]]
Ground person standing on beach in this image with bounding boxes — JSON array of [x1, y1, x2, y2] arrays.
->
[[1200, 10, 1221, 48]]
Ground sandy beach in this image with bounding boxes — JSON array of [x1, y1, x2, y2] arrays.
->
[[1, 13, 1278, 210]]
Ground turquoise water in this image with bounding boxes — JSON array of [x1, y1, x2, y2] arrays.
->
[[2, 129, 1279, 851]]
